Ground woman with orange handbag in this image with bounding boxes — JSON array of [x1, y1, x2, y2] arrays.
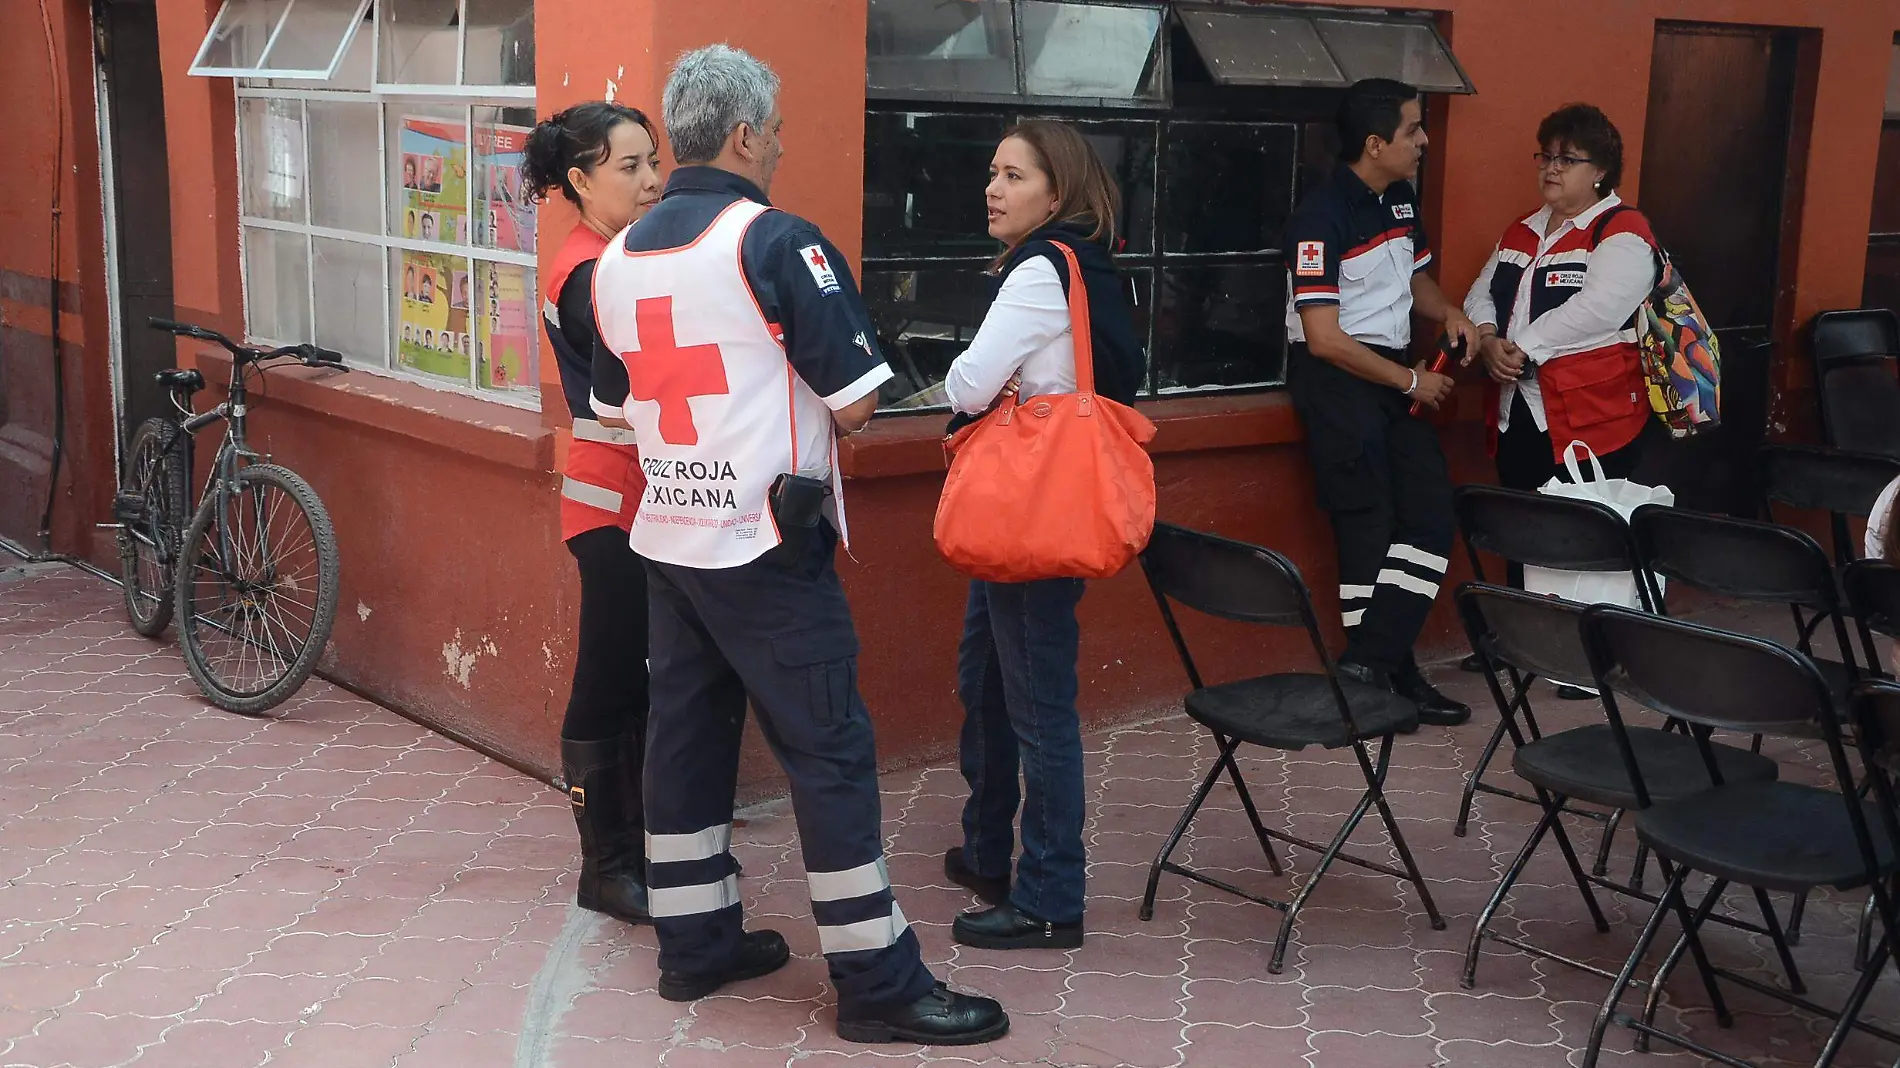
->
[[938, 121, 1146, 951]]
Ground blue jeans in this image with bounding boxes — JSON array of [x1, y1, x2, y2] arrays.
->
[[954, 577, 1087, 924]]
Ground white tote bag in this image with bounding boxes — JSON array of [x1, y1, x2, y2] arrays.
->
[[1523, 440, 1674, 610]]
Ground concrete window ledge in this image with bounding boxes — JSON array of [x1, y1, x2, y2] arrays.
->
[[191, 348, 555, 473], [840, 390, 1309, 479]]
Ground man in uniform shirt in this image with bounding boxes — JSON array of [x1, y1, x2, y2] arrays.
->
[[1283, 78, 1478, 727], [589, 45, 1008, 1046]]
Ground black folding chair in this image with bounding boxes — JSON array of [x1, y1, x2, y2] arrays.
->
[[1811, 308, 1900, 459], [1847, 679, 1900, 975], [1579, 607, 1900, 1068], [1450, 484, 1652, 841], [1846, 558, 1900, 678], [1137, 522, 1445, 974], [1457, 583, 1779, 991], [1758, 443, 1900, 667]]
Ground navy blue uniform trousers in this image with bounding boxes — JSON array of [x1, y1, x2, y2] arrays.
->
[[642, 524, 936, 1011]]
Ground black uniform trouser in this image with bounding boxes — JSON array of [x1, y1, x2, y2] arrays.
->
[[563, 527, 650, 744], [642, 524, 936, 1012], [1290, 344, 1455, 676]]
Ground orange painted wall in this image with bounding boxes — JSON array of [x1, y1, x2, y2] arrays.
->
[[49, 0, 1900, 795]]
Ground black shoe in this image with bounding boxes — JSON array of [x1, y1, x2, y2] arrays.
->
[[1337, 661, 1418, 735], [1555, 683, 1599, 701], [836, 981, 1010, 1045], [944, 847, 1009, 907], [952, 902, 1083, 950], [1391, 665, 1472, 727], [657, 929, 791, 1002], [1458, 652, 1488, 674], [563, 736, 651, 926]]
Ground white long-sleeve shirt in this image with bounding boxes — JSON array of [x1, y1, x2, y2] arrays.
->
[[944, 257, 1076, 414], [1462, 195, 1655, 433]]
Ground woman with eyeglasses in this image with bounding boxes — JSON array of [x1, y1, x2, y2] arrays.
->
[[1457, 103, 1668, 685]]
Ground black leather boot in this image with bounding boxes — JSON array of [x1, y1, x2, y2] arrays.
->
[[563, 735, 651, 926], [943, 847, 1009, 906], [657, 929, 791, 1002], [836, 981, 1010, 1044], [952, 902, 1084, 950]]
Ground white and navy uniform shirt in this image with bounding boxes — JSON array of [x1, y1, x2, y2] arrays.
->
[[591, 167, 892, 569], [1284, 163, 1432, 350]]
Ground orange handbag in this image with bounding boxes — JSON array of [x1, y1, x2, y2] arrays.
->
[[933, 241, 1158, 583]]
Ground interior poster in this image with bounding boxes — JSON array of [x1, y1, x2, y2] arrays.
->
[[475, 123, 536, 255], [477, 261, 536, 390], [397, 115, 471, 379]]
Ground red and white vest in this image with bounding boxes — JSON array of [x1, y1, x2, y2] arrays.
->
[[543, 224, 644, 541], [592, 199, 845, 569]]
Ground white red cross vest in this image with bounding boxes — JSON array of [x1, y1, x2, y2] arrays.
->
[[592, 199, 846, 569], [543, 224, 644, 541]]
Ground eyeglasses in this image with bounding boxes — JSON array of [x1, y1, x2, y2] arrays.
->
[[1534, 152, 1596, 171]]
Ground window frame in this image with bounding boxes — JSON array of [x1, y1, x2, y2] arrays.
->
[[190, 0, 374, 81], [220, 0, 540, 409]]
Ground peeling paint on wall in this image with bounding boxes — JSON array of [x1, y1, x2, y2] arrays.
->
[[605, 79, 618, 102], [357, 602, 372, 622], [443, 629, 491, 688]]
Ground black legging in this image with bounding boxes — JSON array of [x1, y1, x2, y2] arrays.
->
[[563, 526, 650, 741]]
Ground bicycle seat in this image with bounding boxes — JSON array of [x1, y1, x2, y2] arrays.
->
[[157, 368, 205, 392]]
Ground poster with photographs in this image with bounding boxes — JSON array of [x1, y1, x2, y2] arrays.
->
[[476, 261, 537, 391], [397, 251, 471, 381], [398, 116, 468, 245], [474, 122, 536, 255]]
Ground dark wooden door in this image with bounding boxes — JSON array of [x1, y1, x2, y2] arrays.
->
[[1638, 22, 1802, 513], [98, 0, 176, 451]]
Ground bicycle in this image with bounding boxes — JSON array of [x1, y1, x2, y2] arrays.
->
[[113, 317, 346, 715]]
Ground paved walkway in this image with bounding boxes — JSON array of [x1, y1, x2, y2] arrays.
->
[[1, 563, 1897, 1067]]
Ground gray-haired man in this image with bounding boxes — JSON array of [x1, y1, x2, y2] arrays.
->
[[589, 44, 1009, 1045]]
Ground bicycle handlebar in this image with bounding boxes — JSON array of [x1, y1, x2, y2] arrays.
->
[[147, 316, 348, 370]]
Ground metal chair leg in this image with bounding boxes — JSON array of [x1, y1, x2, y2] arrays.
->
[[1635, 876, 1731, 1052], [1814, 940, 1892, 1068], [1463, 792, 1562, 989], [1455, 714, 1513, 838], [1659, 863, 1733, 1028], [1140, 740, 1233, 922], [1267, 740, 1383, 975], [1364, 737, 1445, 934], [1592, 807, 1625, 878], [1855, 892, 1877, 971], [1546, 800, 1611, 934], [1752, 886, 1806, 996], [1217, 739, 1284, 877], [1583, 865, 1688, 1068]]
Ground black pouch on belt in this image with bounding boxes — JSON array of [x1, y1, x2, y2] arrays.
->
[[762, 473, 831, 567]]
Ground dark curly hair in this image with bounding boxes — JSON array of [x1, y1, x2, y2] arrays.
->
[[1536, 103, 1624, 194], [520, 102, 657, 206]]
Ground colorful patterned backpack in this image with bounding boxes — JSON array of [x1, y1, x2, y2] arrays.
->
[[1595, 207, 1722, 438]]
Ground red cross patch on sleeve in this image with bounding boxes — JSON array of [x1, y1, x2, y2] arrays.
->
[[1295, 241, 1326, 278], [800, 244, 841, 294]]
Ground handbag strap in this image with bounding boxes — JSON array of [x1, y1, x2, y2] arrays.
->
[[997, 240, 1095, 419]]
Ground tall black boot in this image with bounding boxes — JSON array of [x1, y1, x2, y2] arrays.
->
[[563, 735, 651, 925]]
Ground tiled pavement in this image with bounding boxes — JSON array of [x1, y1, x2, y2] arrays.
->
[[2, 563, 1898, 1068]]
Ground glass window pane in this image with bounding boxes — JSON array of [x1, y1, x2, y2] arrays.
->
[[1313, 18, 1471, 94], [394, 249, 471, 382], [862, 268, 994, 409], [1297, 120, 1341, 205], [312, 237, 386, 365], [1067, 119, 1156, 255], [389, 105, 469, 244], [244, 227, 311, 343], [309, 101, 380, 232], [464, 0, 534, 87], [1162, 123, 1297, 255], [867, 0, 1017, 97], [257, 0, 366, 75], [862, 113, 1006, 260], [192, 0, 290, 72], [330, 8, 374, 89], [1124, 265, 1154, 392], [475, 261, 539, 393], [1176, 7, 1343, 88], [379, 0, 459, 85], [1154, 266, 1285, 391], [240, 98, 306, 223], [474, 107, 537, 253], [1019, 1, 1162, 101]]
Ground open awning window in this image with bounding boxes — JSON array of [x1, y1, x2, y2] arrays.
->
[[1177, 4, 1474, 94], [189, 0, 371, 80], [867, 0, 1166, 105]]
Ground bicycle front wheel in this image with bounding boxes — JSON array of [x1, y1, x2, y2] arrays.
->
[[118, 416, 188, 637], [175, 463, 340, 715]]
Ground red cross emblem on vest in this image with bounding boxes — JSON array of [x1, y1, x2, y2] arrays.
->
[[623, 296, 729, 446]]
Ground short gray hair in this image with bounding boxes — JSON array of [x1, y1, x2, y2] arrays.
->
[[662, 45, 781, 166]]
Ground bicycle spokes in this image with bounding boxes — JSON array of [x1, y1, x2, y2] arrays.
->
[[182, 473, 324, 699]]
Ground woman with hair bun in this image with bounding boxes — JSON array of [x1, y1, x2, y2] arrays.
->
[[522, 100, 664, 927]]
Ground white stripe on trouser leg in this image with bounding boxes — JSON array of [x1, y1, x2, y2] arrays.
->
[[817, 903, 910, 954], [647, 823, 733, 864], [1386, 544, 1449, 574], [807, 857, 890, 902], [1342, 610, 1366, 627], [1340, 584, 1375, 600], [561, 476, 623, 513], [1341, 585, 1372, 628], [1377, 568, 1441, 599], [649, 874, 741, 918]]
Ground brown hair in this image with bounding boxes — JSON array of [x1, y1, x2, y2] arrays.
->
[[1536, 103, 1625, 194], [993, 120, 1121, 262]]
